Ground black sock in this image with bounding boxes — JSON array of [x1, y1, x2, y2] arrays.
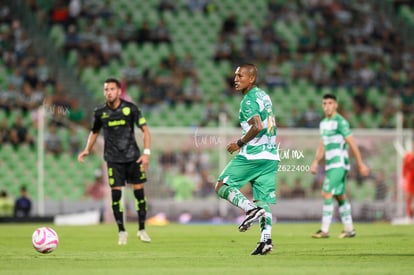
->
[[134, 188, 147, 230], [111, 189, 125, 232]]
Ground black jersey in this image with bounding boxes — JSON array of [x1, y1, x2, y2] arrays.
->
[[91, 99, 147, 163]]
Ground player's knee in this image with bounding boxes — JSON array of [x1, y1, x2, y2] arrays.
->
[[215, 181, 224, 194], [335, 194, 346, 202], [111, 189, 122, 202], [321, 192, 333, 199]]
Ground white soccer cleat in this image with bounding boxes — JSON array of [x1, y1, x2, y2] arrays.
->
[[137, 230, 151, 243], [118, 231, 128, 245]]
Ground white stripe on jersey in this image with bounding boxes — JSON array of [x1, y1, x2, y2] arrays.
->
[[320, 120, 338, 132], [248, 135, 276, 146], [326, 162, 350, 170], [325, 149, 345, 160], [240, 150, 280, 161], [322, 134, 344, 144]]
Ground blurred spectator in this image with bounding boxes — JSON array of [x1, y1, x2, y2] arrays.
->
[[84, 169, 107, 200], [286, 107, 302, 128], [67, 99, 85, 126], [100, 34, 122, 63], [98, 0, 113, 19], [373, 171, 388, 201], [197, 151, 214, 198], [290, 178, 306, 198], [178, 53, 196, 78], [297, 29, 314, 53], [36, 57, 54, 85], [220, 13, 237, 36], [264, 56, 287, 88], [309, 58, 330, 88], [353, 86, 368, 115], [23, 67, 38, 89], [7, 68, 24, 90], [121, 59, 141, 87], [169, 166, 196, 201], [50, 83, 72, 115], [301, 101, 321, 128], [213, 33, 236, 63], [67, 126, 81, 156], [158, 0, 176, 13], [63, 24, 80, 56], [14, 185, 31, 218], [139, 79, 165, 112], [118, 13, 137, 45], [0, 189, 14, 217], [68, 0, 81, 25], [199, 101, 231, 127], [278, 178, 291, 199], [136, 20, 152, 44], [8, 116, 34, 149], [400, 85, 414, 126], [159, 148, 178, 171], [186, 0, 209, 13], [0, 119, 10, 145], [182, 76, 202, 106], [240, 20, 259, 59], [45, 123, 63, 157], [378, 114, 395, 129], [199, 101, 216, 127], [14, 31, 32, 62], [152, 19, 171, 44], [48, 0, 70, 28]]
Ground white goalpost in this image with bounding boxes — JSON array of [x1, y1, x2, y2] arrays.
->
[[392, 111, 413, 225]]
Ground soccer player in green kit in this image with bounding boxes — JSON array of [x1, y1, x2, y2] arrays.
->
[[310, 94, 369, 239], [215, 64, 280, 255]]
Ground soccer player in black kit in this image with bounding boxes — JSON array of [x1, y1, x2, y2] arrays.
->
[[78, 78, 151, 245]]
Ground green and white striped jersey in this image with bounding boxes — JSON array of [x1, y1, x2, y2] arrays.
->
[[238, 86, 279, 161], [320, 113, 351, 171]]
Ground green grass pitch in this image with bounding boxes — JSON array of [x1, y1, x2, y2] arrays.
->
[[1, 222, 414, 275]]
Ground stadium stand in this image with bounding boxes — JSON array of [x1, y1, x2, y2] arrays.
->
[[0, 0, 413, 204], [37, 0, 414, 129]]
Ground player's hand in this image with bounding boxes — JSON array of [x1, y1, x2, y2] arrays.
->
[[137, 154, 150, 170], [77, 150, 89, 163], [226, 142, 240, 154], [358, 163, 370, 177], [310, 161, 318, 174]]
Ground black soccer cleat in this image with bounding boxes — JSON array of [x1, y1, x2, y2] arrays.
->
[[251, 239, 273, 255], [238, 207, 266, 232]]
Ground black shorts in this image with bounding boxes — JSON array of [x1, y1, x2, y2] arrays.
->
[[107, 161, 147, 187]]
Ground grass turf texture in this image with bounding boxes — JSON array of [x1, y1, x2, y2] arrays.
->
[[1, 222, 413, 275]]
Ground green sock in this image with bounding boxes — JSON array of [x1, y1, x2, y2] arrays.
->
[[217, 185, 256, 212]]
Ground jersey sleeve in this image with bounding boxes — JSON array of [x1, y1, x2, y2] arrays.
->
[[240, 97, 259, 122], [91, 108, 102, 133], [338, 118, 351, 138], [134, 105, 147, 129]]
